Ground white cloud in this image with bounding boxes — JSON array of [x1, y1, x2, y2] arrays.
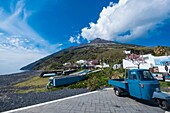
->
[[69, 34, 81, 44], [81, 0, 170, 42], [0, 32, 4, 36], [69, 36, 76, 43], [0, 36, 48, 74], [0, 0, 63, 74], [0, 35, 64, 75], [0, 0, 60, 51], [76, 34, 81, 44], [0, 46, 49, 75], [0, 37, 63, 75], [23, 9, 32, 22], [1, 36, 33, 50], [0, 0, 63, 51]]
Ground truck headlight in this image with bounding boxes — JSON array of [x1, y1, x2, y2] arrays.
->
[[140, 84, 144, 88], [49, 77, 54, 82], [155, 88, 160, 92]]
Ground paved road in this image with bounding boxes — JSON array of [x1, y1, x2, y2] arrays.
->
[[4, 88, 168, 113]]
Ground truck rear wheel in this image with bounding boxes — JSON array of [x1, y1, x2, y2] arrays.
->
[[114, 88, 121, 96]]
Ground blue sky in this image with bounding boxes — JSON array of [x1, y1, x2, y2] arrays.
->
[[0, 0, 170, 74]]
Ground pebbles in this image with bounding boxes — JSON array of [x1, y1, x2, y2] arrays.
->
[[0, 88, 89, 112], [0, 71, 41, 87], [0, 71, 89, 112]]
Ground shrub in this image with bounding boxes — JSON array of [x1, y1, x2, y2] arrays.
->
[[87, 76, 98, 91]]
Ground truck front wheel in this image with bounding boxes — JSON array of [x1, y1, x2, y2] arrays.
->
[[156, 99, 169, 110], [114, 88, 121, 96], [160, 100, 169, 110], [46, 82, 53, 89]]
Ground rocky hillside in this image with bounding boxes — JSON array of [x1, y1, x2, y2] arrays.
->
[[21, 38, 154, 70]]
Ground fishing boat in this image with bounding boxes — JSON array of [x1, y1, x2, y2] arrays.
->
[[40, 71, 63, 77], [46, 70, 90, 88]]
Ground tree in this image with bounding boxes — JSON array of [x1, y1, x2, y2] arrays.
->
[[128, 53, 145, 69]]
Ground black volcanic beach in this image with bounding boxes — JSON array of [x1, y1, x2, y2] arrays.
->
[[0, 71, 89, 112]]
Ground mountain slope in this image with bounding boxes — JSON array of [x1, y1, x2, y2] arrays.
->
[[21, 38, 153, 70]]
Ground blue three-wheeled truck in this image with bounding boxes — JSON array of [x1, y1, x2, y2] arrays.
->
[[108, 69, 170, 110]]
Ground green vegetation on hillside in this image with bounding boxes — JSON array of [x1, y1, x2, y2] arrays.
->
[[21, 39, 157, 71], [154, 46, 170, 56]]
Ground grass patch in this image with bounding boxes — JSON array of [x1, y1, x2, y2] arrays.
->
[[17, 87, 47, 94], [15, 76, 49, 93], [15, 76, 49, 87], [15, 76, 71, 94]]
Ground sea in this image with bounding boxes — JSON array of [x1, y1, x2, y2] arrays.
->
[[0, 70, 25, 76]]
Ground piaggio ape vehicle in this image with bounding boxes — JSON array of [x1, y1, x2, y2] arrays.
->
[[108, 69, 170, 110]]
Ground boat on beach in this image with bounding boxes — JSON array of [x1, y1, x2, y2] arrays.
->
[[46, 70, 90, 88]]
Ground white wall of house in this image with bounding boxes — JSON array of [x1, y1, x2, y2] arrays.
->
[[123, 54, 170, 72], [95, 63, 109, 68], [76, 60, 87, 64], [113, 64, 121, 70]]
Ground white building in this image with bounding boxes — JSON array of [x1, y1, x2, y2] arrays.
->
[[123, 54, 170, 72], [113, 64, 121, 70], [95, 63, 109, 68], [63, 62, 71, 66], [103, 63, 110, 68], [76, 60, 87, 65], [123, 50, 131, 54]]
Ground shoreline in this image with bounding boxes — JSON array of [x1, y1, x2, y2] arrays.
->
[[0, 71, 41, 87], [0, 70, 25, 76], [0, 70, 41, 76]]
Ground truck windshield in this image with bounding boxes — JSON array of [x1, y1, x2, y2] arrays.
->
[[138, 70, 154, 81]]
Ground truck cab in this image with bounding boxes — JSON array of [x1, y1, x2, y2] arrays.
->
[[127, 69, 159, 100]]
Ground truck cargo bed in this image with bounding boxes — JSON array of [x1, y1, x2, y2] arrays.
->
[[108, 78, 128, 90]]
